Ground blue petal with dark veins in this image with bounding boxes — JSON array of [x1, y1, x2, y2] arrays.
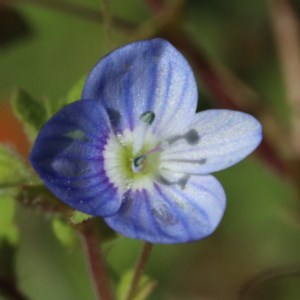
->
[[82, 38, 198, 137], [30, 99, 122, 217], [104, 175, 226, 243]]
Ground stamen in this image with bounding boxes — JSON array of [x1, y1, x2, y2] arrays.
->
[[145, 144, 163, 156], [158, 174, 190, 190], [140, 111, 155, 125], [185, 129, 200, 145], [133, 111, 156, 154], [162, 158, 207, 165], [167, 129, 200, 146]]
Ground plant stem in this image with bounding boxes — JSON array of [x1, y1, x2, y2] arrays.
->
[[77, 220, 114, 300], [268, 0, 300, 157], [126, 242, 153, 300], [101, 0, 112, 51]]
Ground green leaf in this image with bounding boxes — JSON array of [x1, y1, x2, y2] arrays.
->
[[117, 270, 156, 300], [0, 193, 18, 244], [52, 218, 77, 247], [11, 88, 47, 141], [65, 76, 86, 105], [0, 239, 16, 280], [16, 206, 96, 300], [0, 145, 31, 188], [69, 211, 93, 224], [46, 76, 86, 116]]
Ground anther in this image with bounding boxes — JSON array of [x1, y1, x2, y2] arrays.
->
[[140, 111, 155, 125], [185, 129, 200, 145], [166, 129, 200, 146], [158, 174, 190, 190]]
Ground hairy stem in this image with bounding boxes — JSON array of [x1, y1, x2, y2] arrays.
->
[[126, 242, 153, 300], [77, 220, 114, 300]]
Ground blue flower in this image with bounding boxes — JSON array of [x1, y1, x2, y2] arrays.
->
[[30, 38, 262, 244]]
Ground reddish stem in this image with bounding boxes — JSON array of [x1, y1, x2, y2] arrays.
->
[[125, 242, 153, 300], [77, 221, 114, 300]]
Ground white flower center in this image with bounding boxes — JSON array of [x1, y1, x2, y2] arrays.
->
[[103, 111, 202, 192], [103, 112, 162, 191]]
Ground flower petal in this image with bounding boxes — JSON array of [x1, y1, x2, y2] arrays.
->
[[30, 100, 122, 217], [104, 175, 226, 244], [160, 109, 262, 174], [82, 38, 197, 137]]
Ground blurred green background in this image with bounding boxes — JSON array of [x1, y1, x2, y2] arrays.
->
[[1, 0, 300, 299]]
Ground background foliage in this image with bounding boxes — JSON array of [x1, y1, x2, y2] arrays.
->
[[1, 0, 300, 299]]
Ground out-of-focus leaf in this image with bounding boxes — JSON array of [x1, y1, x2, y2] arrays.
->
[[65, 76, 86, 104], [0, 6, 32, 47], [117, 270, 156, 300], [0, 240, 19, 300], [11, 88, 47, 141], [16, 206, 95, 300], [44, 76, 86, 116], [0, 145, 31, 189], [0, 194, 18, 244], [0, 240, 15, 278], [52, 218, 76, 247]]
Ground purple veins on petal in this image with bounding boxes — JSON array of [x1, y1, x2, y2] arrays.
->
[[30, 99, 123, 217], [82, 38, 198, 136], [122, 65, 134, 130], [104, 175, 226, 244], [144, 46, 160, 111], [30, 37, 263, 244], [161, 109, 262, 175]]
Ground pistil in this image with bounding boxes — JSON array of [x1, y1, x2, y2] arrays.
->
[[132, 155, 147, 173]]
